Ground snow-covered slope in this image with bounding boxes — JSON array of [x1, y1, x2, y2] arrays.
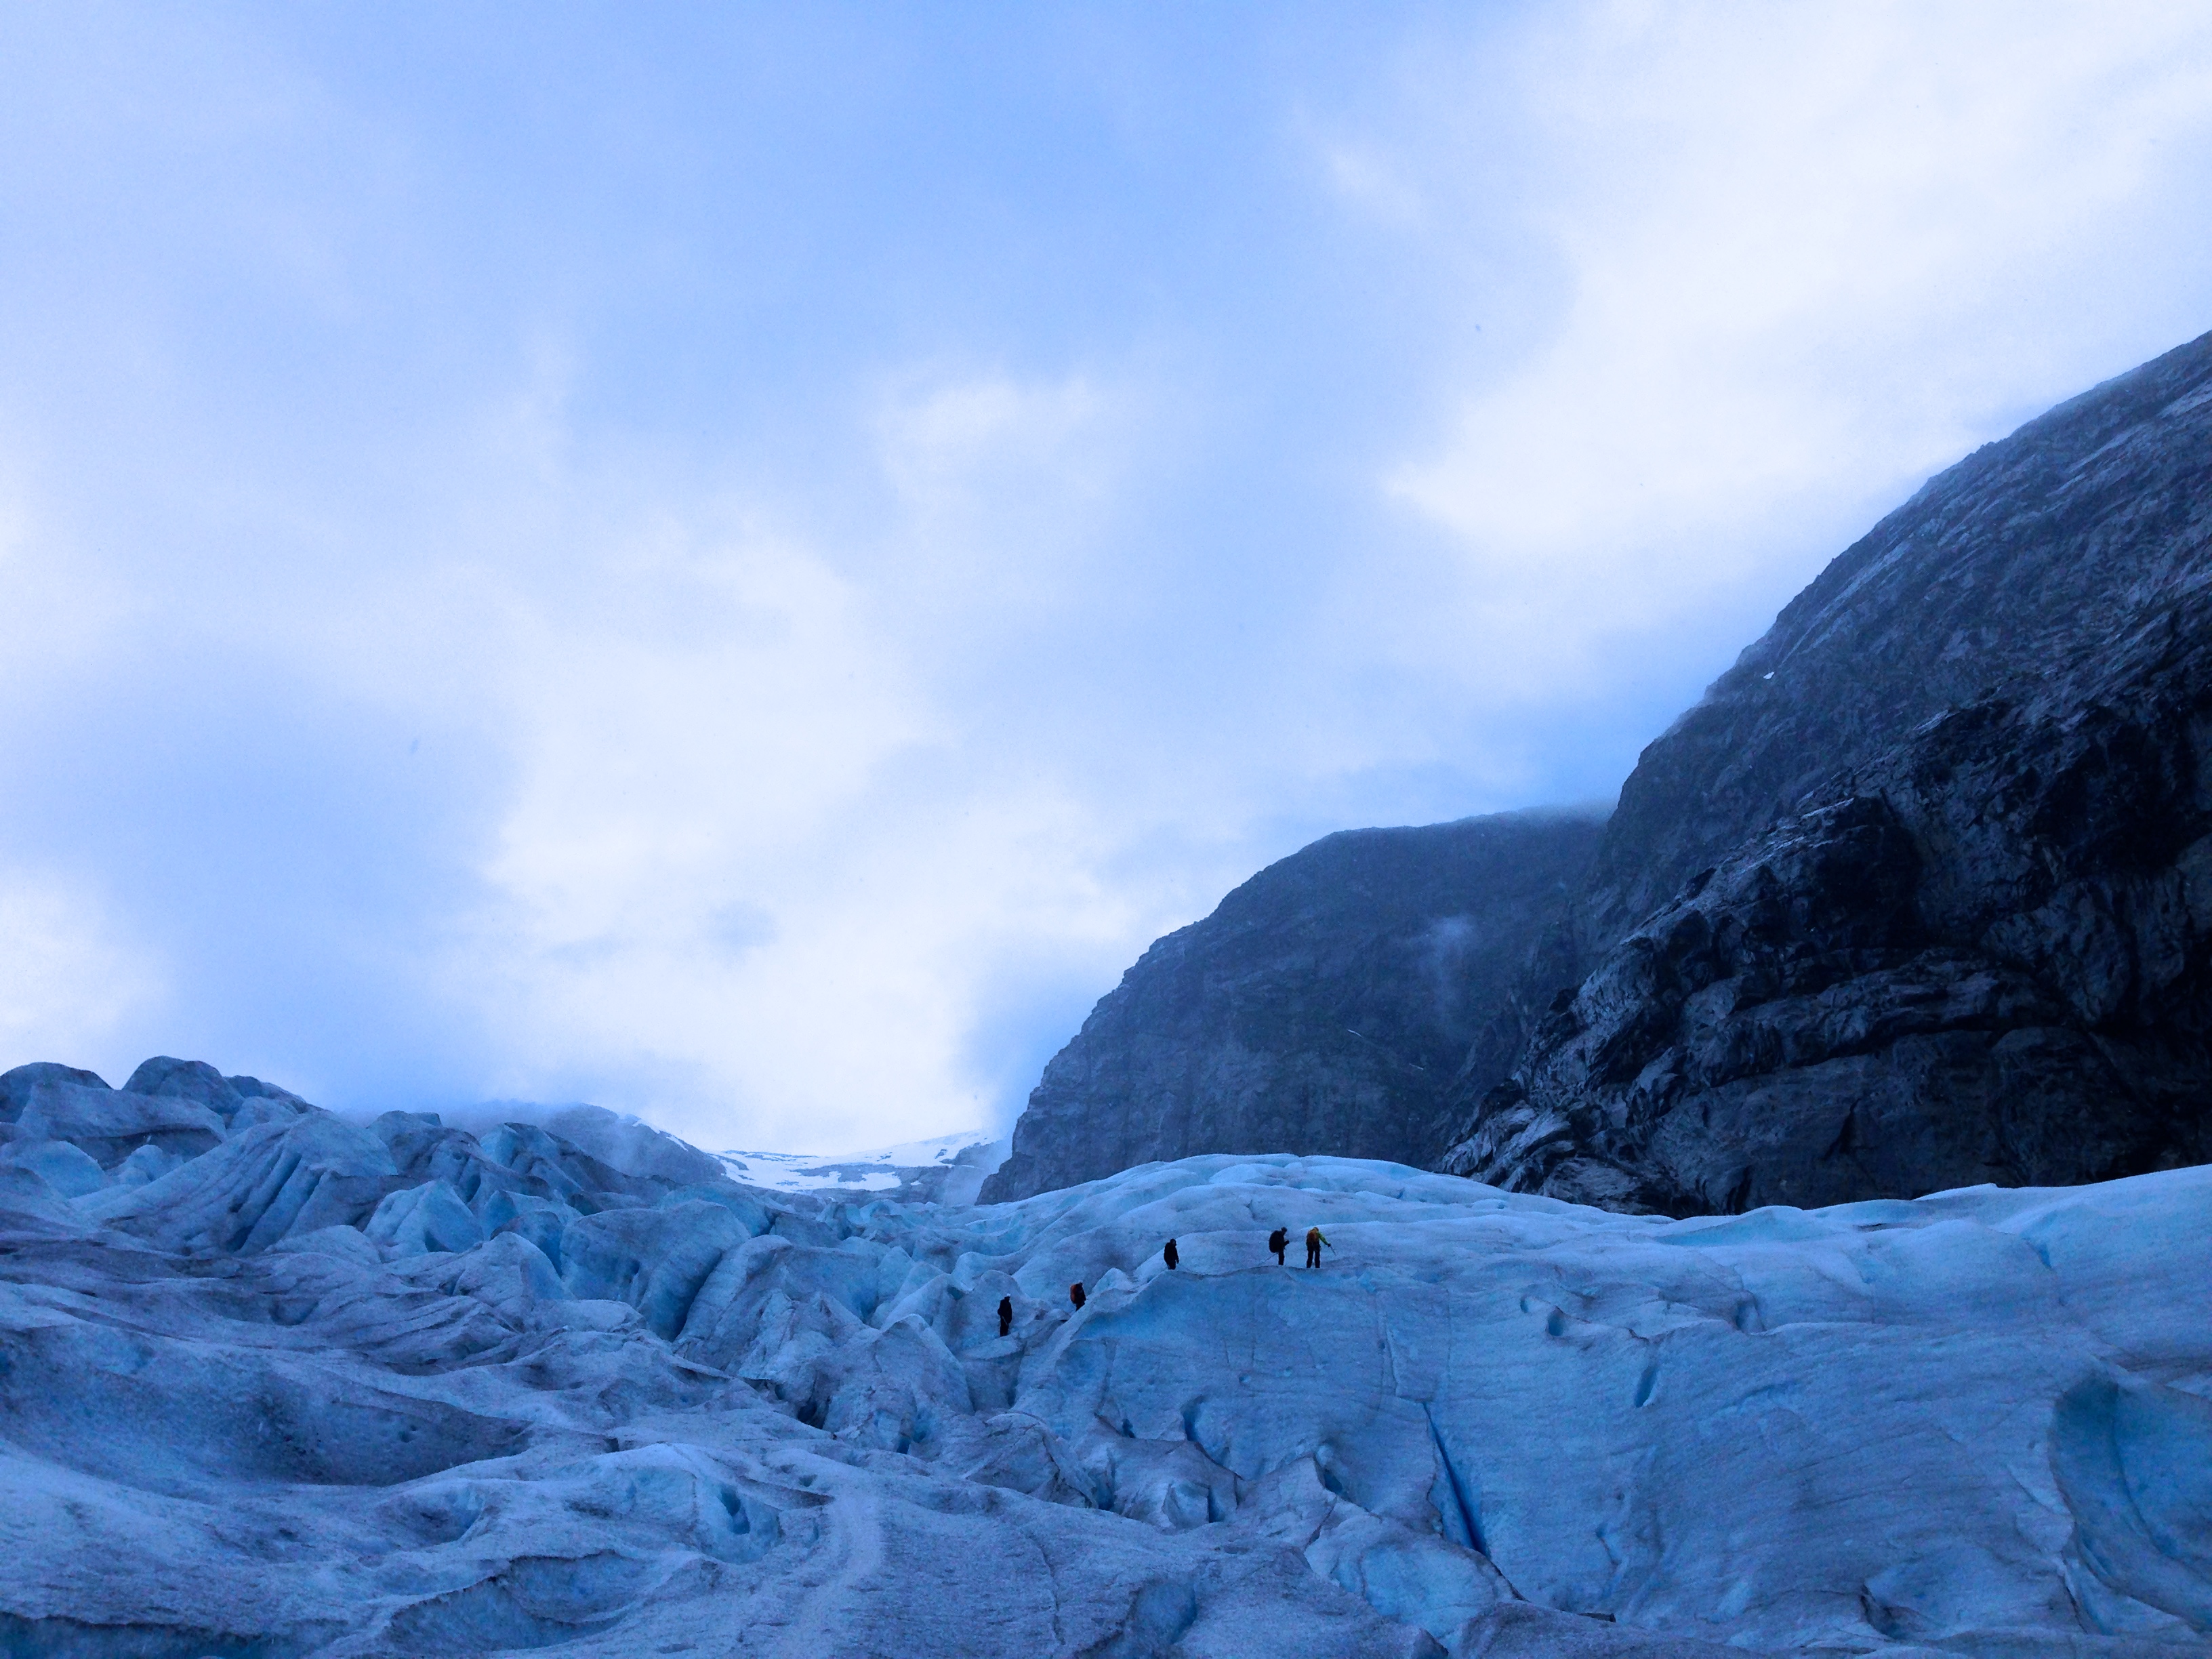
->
[[1, 1060, 2207, 1657], [713, 1127, 1004, 1200]]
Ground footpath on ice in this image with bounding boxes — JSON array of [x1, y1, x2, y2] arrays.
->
[[1, 1059, 2208, 1658]]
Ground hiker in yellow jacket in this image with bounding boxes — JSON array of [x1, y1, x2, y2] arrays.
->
[[1305, 1226, 1331, 1269]]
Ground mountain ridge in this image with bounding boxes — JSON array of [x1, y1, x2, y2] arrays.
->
[[981, 808, 1605, 1202], [991, 328, 2212, 1212]]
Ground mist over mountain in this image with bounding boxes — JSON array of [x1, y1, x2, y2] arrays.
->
[[991, 330, 2212, 1213], [983, 812, 1604, 1202]]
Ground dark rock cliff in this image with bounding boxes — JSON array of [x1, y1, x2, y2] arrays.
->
[[979, 811, 1603, 1202], [991, 330, 2212, 1210], [1443, 329, 2212, 1211], [1578, 329, 2212, 956]]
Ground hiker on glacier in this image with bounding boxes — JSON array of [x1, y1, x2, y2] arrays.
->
[[1268, 1226, 1288, 1265], [1305, 1226, 1331, 1269], [1162, 1238, 1179, 1270], [998, 1296, 1012, 1337], [1069, 1282, 1086, 1309]]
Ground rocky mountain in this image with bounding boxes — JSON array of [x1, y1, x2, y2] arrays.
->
[[1442, 328, 2212, 1212], [1578, 327, 2212, 954], [995, 329, 2212, 1214], [981, 812, 1604, 1202]]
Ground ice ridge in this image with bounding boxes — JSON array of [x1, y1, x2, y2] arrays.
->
[[1, 1057, 2208, 1658]]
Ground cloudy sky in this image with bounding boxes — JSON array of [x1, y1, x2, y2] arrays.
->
[[3, 2, 2210, 1151]]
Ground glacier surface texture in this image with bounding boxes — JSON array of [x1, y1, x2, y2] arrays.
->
[[1, 1059, 2208, 1658]]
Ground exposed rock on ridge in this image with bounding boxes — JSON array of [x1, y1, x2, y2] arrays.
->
[[982, 813, 1603, 1202], [1444, 329, 2212, 1210], [1578, 328, 2212, 954], [993, 329, 2212, 1212]]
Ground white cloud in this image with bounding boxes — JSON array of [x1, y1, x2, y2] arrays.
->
[[866, 367, 1153, 653], [1, 3, 2209, 1152], [1343, 1, 2212, 699], [1318, 142, 1425, 226], [0, 869, 163, 1067], [344, 365, 1185, 1149]]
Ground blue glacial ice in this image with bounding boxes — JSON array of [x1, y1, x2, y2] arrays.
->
[[1, 1060, 2208, 1658]]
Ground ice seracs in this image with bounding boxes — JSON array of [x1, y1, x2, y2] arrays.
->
[[1, 1057, 2207, 1656]]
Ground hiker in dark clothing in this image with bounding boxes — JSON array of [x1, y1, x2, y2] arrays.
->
[[1163, 1238, 1179, 1271], [1305, 1226, 1330, 1269], [998, 1295, 1013, 1337], [1069, 1282, 1086, 1309], [1268, 1227, 1288, 1265]]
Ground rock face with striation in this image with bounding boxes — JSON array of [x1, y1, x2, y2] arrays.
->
[[993, 329, 2212, 1214], [1579, 329, 2212, 953], [982, 812, 1604, 1202], [1443, 329, 2212, 1211]]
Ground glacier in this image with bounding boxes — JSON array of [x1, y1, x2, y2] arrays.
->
[[1, 1059, 2208, 1658]]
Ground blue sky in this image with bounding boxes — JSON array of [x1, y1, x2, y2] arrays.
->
[[4, 3, 2211, 1151]]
